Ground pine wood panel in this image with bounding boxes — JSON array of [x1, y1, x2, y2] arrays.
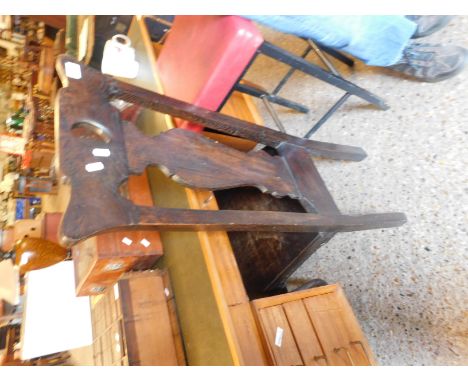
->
[[91, 270, 185, 366], [282, 300, 327, 365], [303, 291, 374, 366], [257, 305, 303, 365], [304, 298, 352, 365], [228, 302, 269, 366]]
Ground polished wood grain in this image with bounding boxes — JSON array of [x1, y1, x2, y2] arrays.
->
[[14, 237, 67, 275]]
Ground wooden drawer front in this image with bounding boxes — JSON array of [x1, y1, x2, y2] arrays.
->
[[96, 230, 163, 259], [43, 212, 62, 243], [257, 305, 303, 365], [304, 294, 371, 366], [282, 300, 327, 365]]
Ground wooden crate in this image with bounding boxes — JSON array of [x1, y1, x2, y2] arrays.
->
[[251, 284, 376, 366], [91, 270, 186, 366]]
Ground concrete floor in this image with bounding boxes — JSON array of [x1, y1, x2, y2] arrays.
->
[[244, 16, 468, 366]]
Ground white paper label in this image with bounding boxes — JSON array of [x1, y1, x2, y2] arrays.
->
[[65, 61, 82, 79], [85, 162, 104, 172], [274, 327, 284, 347], [92, 148, 111, 157], [121, 237, 133, 246], [113, 284, 119, 300], [140, 238, 151, 248]]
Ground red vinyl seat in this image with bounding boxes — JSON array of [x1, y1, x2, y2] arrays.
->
[[156, 15, 264, 132]]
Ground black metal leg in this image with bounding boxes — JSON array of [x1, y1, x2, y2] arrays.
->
[[272, 45, 313, 95], [307, 40, 340, 76], [216, 51, 260, 112], [304, 93, 351, 138], [260, 95, 287, 133], [314, 42, 355, 67], [234, 82, 309, 113], [259, 41, 389, 110]]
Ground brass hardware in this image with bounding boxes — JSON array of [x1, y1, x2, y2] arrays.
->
[[103, 262, 125, 271], [90, 286, 106, 293], [313, 354, 328, 365], [350, 340, 371, 364], [334, 346, 355, 366]]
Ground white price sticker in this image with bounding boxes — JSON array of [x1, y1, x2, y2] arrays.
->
[[65, 61, 82, 79], [274, 327, 284, 347]]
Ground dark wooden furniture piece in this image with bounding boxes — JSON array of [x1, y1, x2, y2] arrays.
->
[[216, 188, 334, 297], [251, 284, 376, 366], [91, 270, 185, 366], [72, 173, 163, 296], [62, 18, 388, 365], [54, 55, 405, 249]]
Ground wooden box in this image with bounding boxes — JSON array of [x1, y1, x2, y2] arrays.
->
[[73, 230, 163, 296], [215, 187, 323, 298], [91, 270, 186, 366], [251, 284, 376, 366], [72, 173, 164, 296]]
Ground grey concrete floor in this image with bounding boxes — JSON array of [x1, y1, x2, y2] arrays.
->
[[244, 17, 468, 366]]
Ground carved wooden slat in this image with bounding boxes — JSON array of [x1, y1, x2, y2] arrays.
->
[[110, 80, 367, 162]]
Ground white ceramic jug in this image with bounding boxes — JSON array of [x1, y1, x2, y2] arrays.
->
[[101, 34, 139, 79]]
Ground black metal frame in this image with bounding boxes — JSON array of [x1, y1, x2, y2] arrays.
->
[[220, 39, 389, 137], [259, 41, 389, 110]]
